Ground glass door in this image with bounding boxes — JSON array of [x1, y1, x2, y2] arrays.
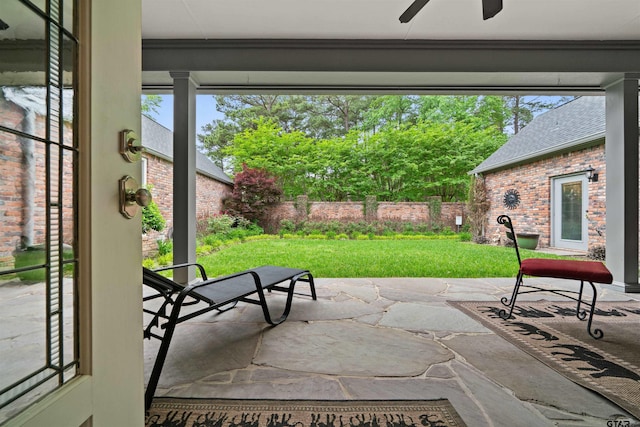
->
[[552, 175, 588, 251]]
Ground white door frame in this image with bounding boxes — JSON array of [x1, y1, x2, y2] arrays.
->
[[551, 174, 589, 251]]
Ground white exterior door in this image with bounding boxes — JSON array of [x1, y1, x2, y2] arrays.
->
[[552, 175, 589, 251]]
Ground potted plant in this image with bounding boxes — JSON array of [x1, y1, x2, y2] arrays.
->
[[506, 231, 540, 250]]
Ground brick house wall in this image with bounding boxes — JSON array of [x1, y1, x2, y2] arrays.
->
[[1, 100, 74, 268], [141, 152, 233, 254], [482, 144, 606, 250], [0, 101, 24, 267]]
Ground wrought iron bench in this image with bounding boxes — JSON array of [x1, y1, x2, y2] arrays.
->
[[497, 215, 613, 340], [142, 263, 316, 410]]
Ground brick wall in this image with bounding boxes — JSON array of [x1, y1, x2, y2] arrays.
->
[[142, 152, 233, 255], [1, 102, 74, 268], [0, 125, 22, 267], [483, 144, 606, 250], [268, 198, 467, 230]]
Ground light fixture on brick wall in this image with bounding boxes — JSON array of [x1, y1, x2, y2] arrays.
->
[[586, 165, 599, 182]]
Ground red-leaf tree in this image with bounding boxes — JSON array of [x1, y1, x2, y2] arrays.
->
[[224, 164, 283, 225]]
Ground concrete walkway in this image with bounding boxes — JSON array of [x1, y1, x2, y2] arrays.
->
[[144, 277, 640, 427]]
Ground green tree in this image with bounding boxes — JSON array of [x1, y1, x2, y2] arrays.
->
[[359, 121, 506, 201], [314, 95, 373, 136], [362, 95, 419, 131], [198, 120, 239, 170], [224, 118, 316, 200], [417, 95, 511, 133], [141, 94, 162, 119], [505, 95, 575, 134]]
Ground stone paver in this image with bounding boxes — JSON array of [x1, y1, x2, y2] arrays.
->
[[144, 322, 264, 388], [139, 277, 640, 426], [255, 321, 453, 376], [379, 302, 490, 333], [5, 275, 638, 426], [443, 334, 625, 419]]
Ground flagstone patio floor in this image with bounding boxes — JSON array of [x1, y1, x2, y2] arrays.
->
[[144, 277, 640, 427]]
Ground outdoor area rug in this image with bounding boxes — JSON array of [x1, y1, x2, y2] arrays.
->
[[145, 399, 467, 427], [450, 300, 640, 419]]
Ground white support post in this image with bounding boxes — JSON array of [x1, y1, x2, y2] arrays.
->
[[605, 75, 640, 292], [170, 71, 197, 283]]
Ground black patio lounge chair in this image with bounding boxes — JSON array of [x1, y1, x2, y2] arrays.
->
[[142, 263, 316, 411], [497, 215, 613, 340]]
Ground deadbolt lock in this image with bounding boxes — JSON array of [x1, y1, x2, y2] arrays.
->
[[119, 175, 152, 219], [120, 129, 143, 162]]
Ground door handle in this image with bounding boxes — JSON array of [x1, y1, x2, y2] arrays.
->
[[120, 129, 143, 162], [119, 175, 152, 219]]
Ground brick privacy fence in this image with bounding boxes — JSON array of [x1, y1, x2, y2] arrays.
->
[[483, 144, 606, 250], [142, 152, 232, 254], [268, 197, 467, 231]]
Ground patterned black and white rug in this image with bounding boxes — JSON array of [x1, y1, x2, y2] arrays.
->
[[451, 300, 640, 419], [146, 399, 467, 427]]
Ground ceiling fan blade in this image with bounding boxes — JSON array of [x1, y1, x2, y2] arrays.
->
[[399, 0, 431, 23], [482, 0, 503, 20]]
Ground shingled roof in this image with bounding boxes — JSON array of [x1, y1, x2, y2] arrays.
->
[[141, 115, 233, 185], [471, 96, 606, 174]]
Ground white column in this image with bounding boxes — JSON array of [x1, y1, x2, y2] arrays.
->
[[605, 75, 640, 292], [170, 71, 197, 283]]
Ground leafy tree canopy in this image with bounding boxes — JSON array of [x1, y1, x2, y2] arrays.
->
[[141, 94, 162, 119], [201, 95, 571, 202]]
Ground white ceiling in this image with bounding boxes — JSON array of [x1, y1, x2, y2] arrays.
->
[[139, 0, 640, 92], [142, 0, 640, 41]]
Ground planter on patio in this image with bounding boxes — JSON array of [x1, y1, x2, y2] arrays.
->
[[506, 231, 540, 250]]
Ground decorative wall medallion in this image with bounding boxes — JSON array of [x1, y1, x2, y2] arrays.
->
[[503, 189, 521, 210]]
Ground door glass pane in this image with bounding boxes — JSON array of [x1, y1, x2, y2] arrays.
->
[[0, 0, 79, 422], [561, 181, 582, 240]]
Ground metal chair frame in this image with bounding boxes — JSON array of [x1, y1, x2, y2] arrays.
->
[[497, 214, 609, 340], [142, 263, 316, 411]]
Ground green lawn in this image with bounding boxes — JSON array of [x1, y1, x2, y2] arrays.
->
[[196, 238, 566, 278]]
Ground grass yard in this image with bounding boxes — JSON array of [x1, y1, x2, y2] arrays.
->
[[196, 238, 566, 278]]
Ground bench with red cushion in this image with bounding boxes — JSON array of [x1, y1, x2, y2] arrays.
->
[[497, 214, 612, 339], [521, 258, 613, 284]]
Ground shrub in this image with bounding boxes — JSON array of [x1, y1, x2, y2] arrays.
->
[[459, 232, 472, 242], [200, 235, 224, 249], [142, 258, 157, 269], [196, 245, 213, 256], [279, 219, 296, 234], [156, 253, 173, 266], [156, 239, 172, 256], [224, 164, 283, 225], [142, 201, 165, 234], [208, 214, 236, 235]]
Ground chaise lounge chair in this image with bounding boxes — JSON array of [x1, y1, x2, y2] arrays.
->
[[142, 263, 316, 410]]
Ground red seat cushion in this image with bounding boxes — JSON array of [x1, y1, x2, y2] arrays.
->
[[520, 258, 613, 284]]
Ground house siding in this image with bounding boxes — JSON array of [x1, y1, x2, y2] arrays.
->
[[483, 144, 606, 250], [141, 152, 232, 254]]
